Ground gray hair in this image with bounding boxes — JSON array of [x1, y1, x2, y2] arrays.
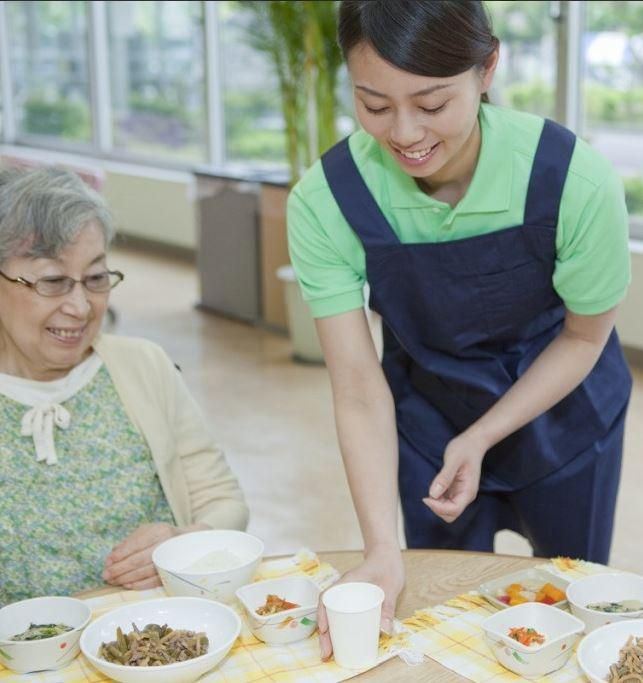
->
[[0, 165, 114, 266]]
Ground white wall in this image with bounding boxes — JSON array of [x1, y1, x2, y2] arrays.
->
[[102, 165, 196, 250]]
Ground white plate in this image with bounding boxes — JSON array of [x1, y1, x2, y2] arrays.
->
[[577, 618, 643, 683]]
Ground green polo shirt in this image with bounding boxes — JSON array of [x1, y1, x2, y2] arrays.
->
[[287, 103, 630, 318]]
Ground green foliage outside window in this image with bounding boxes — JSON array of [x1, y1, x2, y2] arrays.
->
[[623, 177, 643, 216], [504, 80, 554, 118], [23, 97, 90, 140], [584, 86, 643, 126], [224, 90, 286, 162], [128, 94, 192, 125]]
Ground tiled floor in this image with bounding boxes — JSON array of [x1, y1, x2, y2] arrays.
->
[[108, 246, 643, 572]]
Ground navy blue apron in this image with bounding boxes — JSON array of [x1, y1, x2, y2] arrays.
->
[[321, 120, 632, 562]]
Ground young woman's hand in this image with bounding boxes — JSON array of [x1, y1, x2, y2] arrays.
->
[[423, 432, 488, 523], [317, 545, 404, 661], [102, 522, 209, 590]]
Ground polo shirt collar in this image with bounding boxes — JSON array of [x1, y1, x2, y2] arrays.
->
[[382, 103, 513, 214]]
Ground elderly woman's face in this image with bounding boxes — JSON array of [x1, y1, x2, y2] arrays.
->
[[0, 222, 110, 380]]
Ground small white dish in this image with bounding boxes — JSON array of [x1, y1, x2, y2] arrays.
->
[[152, 529, 264, 603], [79, 596, 240, 683], [479, 568, 569, 610], [0, 596, 91, 674], [482, 602, 584, 678], [567, 572, 643, 633], [236, 576, 319, 645], [577, 618, 643, 683]]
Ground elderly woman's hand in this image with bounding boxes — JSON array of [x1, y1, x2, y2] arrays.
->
[[102, 522, 209, 590]]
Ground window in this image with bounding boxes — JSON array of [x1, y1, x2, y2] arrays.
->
[[218, 1, 286, 168], [0, 71, 3, 141], [0, 0, 640, 240], [486, 1, 556, 118], [107, 0, 207, 162], [6, 0, 92, 143], [583, 1, 643, 238]]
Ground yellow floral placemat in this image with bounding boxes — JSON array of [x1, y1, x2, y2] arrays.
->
[[390, 557, 615, 682], [0, 549, 399, 683]]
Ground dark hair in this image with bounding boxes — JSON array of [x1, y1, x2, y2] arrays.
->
[[338, 0, 498, 97]]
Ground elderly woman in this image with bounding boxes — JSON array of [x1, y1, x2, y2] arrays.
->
[[0, 166, 248, 606]]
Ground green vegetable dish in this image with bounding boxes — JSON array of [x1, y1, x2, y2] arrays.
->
[[11, 623, 73, 641], [586, 600, 643, 613], [99, 623, 209, 667]]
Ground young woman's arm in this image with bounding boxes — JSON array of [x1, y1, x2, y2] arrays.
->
[[425, 306, 619, 522], [315, 308, 404, 659]]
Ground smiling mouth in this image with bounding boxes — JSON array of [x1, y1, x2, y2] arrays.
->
[[394, 141, 441, 161], [47, 327, 85, 341]]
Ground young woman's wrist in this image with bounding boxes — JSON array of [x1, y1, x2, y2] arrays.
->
[[465, 419, 500, 454], [364, 539, 401, 558]]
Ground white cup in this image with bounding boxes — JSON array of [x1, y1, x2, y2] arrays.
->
[[322, 581, 385, 669]]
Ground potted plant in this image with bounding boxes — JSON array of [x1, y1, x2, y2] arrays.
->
[[239, 0, 342, 184], [238, 1, 342, 352]]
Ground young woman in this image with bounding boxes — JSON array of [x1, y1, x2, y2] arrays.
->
[[287, 0, 632, 657]]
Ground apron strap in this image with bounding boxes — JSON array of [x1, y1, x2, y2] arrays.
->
[[524, 118, 576, 228], [322, 137, 400, 248]]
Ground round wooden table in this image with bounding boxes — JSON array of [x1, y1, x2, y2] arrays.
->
[[318, 549, 544, 682], [80, 550, 546, 682]]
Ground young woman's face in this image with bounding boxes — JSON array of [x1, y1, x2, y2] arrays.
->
[[347, 43, 497, 183], [0, 222, 111, 380]]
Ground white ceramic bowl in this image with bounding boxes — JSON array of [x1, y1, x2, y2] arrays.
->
[[567, 572, 643, 633], [79, 596, 240, 683], [479, 568, 569, 610], [236, 576, 319, 645], [152, 530, 264, 603], [0, 596, 91, 674], [482, 602, 584, 678], [577, 618, 643, 683]]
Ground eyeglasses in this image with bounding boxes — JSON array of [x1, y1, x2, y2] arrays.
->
[[0, 269, 124, 297]]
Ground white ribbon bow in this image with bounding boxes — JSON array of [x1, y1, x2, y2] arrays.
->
[[20, 402, 71, 466]]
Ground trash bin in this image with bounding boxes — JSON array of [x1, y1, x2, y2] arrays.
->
[[196, 179, 261, 323], [276, 265, 324, 364]]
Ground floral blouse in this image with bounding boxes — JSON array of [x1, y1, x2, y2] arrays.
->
[[0, 363, 174, 606]]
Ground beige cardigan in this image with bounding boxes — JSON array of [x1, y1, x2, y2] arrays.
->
[[94, 334, 249, 531]]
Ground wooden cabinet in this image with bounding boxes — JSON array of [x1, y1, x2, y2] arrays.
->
[[259, 184, 290, 332], [195, 170, 290, 331]]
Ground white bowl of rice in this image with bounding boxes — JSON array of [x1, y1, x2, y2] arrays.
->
[[152, 530, 264, 603], [577, 619, 643, 683]]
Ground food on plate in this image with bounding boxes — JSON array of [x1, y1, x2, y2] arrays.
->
[[10, 623, 73, 641], [496, 581, 566, 606], [256, 594, 300, 616], [181, 548, 244, 573], [507, 626, 546, 647], [608, 635, 643, 682], [586, 600, 643, 614], [99, 623, 209, 666]]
